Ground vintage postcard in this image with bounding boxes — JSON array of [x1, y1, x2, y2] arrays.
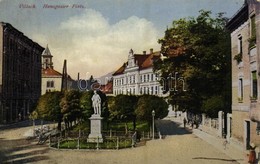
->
[[1, 0, 259, 163]]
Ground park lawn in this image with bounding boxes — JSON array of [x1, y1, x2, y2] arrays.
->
[[71, 120, 150, 134], [108, 121, 150, 131], [58, 138, 132, 149]]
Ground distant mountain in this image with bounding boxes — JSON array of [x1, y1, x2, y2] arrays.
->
[[97, 71, 114, 85]]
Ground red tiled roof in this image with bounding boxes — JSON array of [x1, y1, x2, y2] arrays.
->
[[113, 51, 160, 75], [113, 63, 126, 76], [101, 81, 113, 94], [134, 54, 149, 67], [42, 67, 62, 77], [140, 52, 160, 70]]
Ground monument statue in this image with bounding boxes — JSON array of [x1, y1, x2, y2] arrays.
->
[[92, 90, 101, 115], [88, 90, 104, 143]]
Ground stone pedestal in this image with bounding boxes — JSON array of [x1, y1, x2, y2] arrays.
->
[[87, 114, 103, 143]]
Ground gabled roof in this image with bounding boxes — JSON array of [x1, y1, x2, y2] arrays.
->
[[112, 50, 160, 76], [134, 54, 150, 68], [42, 67, 62, 77], [113, 63, 126, 76], [140, 52, 160, 70]]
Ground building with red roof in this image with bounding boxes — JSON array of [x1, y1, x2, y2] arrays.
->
[[41, 45, 74, 95], [112, 48, 164, 96]]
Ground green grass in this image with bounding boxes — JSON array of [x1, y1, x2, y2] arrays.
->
[[72, 121, 90, 132], [107, 121, 149, 131], [57, 138, 132, 149]]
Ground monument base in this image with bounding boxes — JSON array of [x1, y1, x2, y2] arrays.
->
[[87, 114, 103, 143]]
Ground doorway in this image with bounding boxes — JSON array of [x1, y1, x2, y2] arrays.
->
[[244, 120, 251, 150]]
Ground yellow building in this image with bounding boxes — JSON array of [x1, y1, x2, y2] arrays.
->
[[226, 0, 260, 149]]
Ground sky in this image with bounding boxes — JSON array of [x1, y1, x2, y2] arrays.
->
[[0, 0, 244, 79]]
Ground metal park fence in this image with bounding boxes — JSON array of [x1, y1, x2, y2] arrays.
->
[[48, 129, 159, 150]]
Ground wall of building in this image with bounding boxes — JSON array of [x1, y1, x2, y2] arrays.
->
[[231, 111, 249, 142], [0, 24, 3, 122], [0, 23, 43, 123], [230, 1, 260, 149], [41, 77, 62, 95], [113, 67, 163, 96]]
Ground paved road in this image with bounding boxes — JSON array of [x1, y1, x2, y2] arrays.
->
[[0, 119, 241, 164]]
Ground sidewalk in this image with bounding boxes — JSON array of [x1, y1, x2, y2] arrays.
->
[[168, 116, 248, 164]]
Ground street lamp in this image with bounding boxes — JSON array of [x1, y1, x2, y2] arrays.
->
[[152, 110, 155, 140]]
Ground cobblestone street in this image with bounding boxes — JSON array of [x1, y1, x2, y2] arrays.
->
[[0, 118, 244, 164]]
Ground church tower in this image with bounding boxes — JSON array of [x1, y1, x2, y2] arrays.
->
[[42, 45, 53, 69]]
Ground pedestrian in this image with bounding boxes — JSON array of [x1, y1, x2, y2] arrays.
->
[[132, 131, 137, 146], [191, 120, 194, 129], [183, 118, 187, 128], [248, 143, 256, 164]]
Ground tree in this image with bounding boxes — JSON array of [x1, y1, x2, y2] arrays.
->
[[98, 91, 110, 128], [35, 91, 63, 130], [154, 10, 231, 117], [79, 91, 93, 121], [108, 95, 138, 130], [135, 95, 168, 122], [60, 90, 81, 129], [34, 92, 62, 129]]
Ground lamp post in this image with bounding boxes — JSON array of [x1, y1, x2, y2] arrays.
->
[[152, 110, 155, 140]]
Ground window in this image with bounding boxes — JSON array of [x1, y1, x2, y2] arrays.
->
[[47, 81, 50, 88], [238, 36, 242, 54], [252, 71, 258, 99], [238, 78, 243, 101], [251, 15, 256, 38], [155, 74, 159, 81], [140, 75, 142, 83], [47, 81, 54, 88], [155, 86, 158, 95], [51, 81, 54, 87], [151, 86, 153, 95], [147, 74, 150, 82], [140, 87, 143, 94]]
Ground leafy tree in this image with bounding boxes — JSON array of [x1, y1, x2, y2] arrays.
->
[[60, 90, 81, 129], [35, 91, 63, 130], [98, 91, 110, 128], [135, 95, 168, 122], [79, 91, 93, 121], [154, 10, 231, 117], [108, 95, 138, 130]]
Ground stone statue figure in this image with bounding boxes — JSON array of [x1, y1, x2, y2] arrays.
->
[[92, 90, 101, 115]]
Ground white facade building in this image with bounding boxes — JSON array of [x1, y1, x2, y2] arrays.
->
[[113, 49, 164, 96], [41, 45, 74, 95], [41, 45, 63, 95]]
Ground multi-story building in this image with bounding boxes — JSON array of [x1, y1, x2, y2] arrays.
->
[[41, 45, 74, 95], [113, 48, 164, 96], [0, 22, 44, 123], [226, 0, 260, 149]]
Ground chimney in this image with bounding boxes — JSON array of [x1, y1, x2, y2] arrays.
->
[[143, 51, 146, 55], [150, 48, 153, 54]]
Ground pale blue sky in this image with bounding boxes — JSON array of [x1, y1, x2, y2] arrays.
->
[[0, 0, 244, 78]]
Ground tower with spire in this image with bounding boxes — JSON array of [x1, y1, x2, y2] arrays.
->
[[42, 45, 53, 69]]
